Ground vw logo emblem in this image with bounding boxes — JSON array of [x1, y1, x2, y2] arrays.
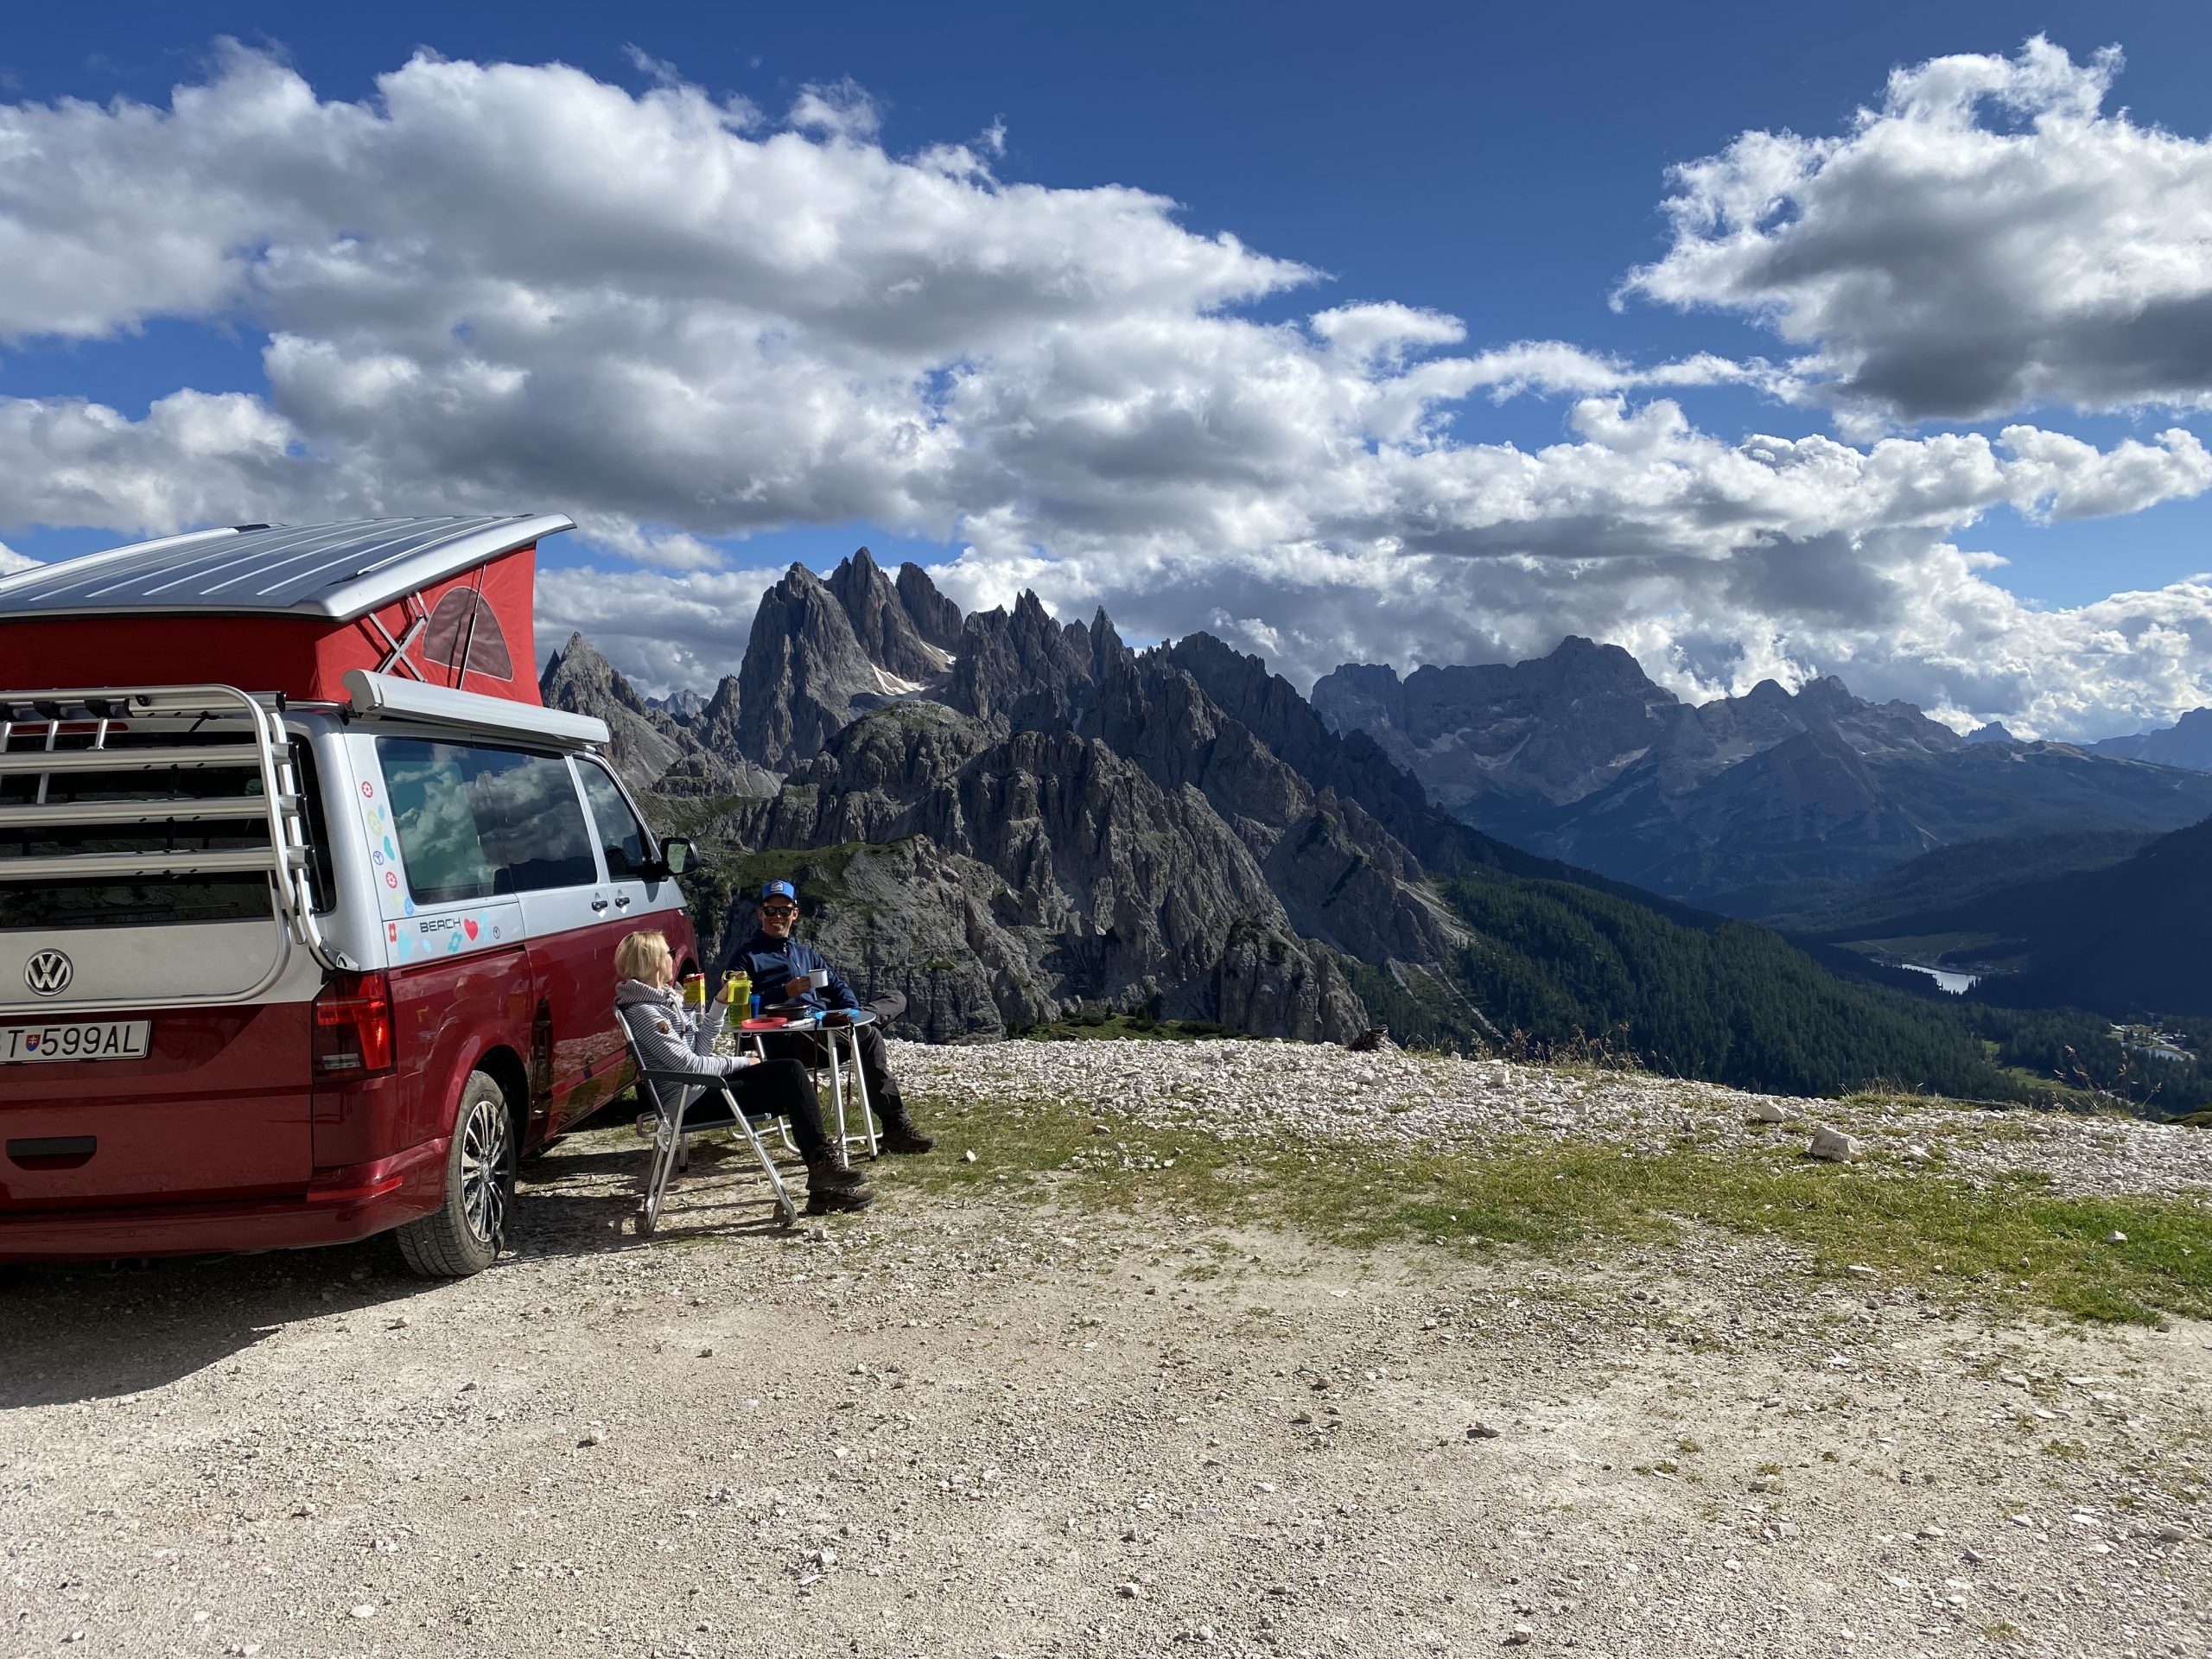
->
[[24, 950, 73, 997]]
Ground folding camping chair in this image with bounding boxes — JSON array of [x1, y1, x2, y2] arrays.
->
[[626, 1048, 800, 1236]]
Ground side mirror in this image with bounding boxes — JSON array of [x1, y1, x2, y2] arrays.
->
[[658, 836, 696, 877]]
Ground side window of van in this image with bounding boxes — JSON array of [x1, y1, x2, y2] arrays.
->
[[378, 739, 597, 902], [379, 741, 499, 903], [477, 753, 597, 892], [575, 760, 652, 880]]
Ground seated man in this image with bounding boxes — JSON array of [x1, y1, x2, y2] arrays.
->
[[727, 880, 936, 1155], [613, 928, 874, 1214]]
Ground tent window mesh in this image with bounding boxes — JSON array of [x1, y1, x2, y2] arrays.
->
[[422, 588, 513, 681]]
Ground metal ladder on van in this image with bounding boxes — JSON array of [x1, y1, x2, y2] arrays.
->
[[0, 683, 348, 1004]]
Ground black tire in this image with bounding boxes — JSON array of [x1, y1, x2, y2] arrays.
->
[[396, 1070, 515, 1278]]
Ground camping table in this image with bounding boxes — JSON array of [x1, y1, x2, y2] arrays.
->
[[735, 1008, 880, 1165]]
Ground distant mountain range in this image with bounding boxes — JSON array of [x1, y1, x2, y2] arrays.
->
[[1311, 641, 2212, 916], [2088, 707, 2212, 771], [539, 555, 2056, 1101]]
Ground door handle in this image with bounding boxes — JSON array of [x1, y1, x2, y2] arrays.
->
[[590, 898, 610, 912], [614, 894, 632, 909]]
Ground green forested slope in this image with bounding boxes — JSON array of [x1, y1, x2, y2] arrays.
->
[[1768, 829, 2152, 937], [1433, 873, 2015, 1098]]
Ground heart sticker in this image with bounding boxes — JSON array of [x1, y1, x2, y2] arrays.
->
[[463, 918, 480, 941]]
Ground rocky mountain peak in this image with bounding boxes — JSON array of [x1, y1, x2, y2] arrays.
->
[[896, 561, 964, 652], [2089, 706, 2212, 772], [829, 547, 947, 684], [539, 632, 773, 801], [541, 632, 652, 719], [1544, 635, 1649, 681], [1090, 608, 1131, 680], [1312, 635, 1683, 818], [949, 589, 1098, 727], [731, 553, 960, 770]]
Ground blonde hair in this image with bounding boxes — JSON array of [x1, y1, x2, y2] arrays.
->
[[613, 930, 673, 984]]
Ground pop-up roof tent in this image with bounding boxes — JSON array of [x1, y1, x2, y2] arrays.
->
[[0, 514, 573, 702]]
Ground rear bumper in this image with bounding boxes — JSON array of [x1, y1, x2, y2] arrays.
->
[[0, 1138, 448, 1262]]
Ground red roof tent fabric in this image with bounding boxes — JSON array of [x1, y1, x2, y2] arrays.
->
[[0, 544, 543, 704]]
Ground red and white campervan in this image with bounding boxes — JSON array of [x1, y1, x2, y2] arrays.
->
[[0, 516, 700, 1276]]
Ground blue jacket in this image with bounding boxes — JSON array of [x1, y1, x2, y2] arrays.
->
[[728, 931, 860, 1014]]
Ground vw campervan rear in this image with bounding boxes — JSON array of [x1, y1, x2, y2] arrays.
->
[[0, 517, 699, 1275]]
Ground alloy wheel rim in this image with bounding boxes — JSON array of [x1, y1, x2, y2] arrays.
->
[[459, 1097, 512, 1246]]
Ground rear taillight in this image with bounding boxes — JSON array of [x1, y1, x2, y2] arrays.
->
[[313, 971, 395, 1079]]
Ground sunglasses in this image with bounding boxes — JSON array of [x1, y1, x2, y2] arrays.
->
[[760, 902, 798, 915]]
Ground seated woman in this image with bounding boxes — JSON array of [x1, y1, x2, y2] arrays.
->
[[612, 930, 873, 1214]]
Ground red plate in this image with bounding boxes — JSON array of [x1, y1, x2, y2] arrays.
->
[[740, 1016, 789, 1031]]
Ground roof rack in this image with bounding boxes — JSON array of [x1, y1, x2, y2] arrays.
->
[[0, 684, 350, 1009], [0, 513, 574, 621]]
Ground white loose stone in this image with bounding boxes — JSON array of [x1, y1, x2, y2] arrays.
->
[[1808, 1125, 1865, 1162]]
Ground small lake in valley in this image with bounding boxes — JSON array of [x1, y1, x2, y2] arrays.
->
[[1899, 963, 1980, 995]]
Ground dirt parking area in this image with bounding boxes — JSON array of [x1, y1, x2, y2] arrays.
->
[[3, 1116, 2209, 1659]]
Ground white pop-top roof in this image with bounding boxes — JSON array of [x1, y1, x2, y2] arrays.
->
[[0, 514, 574, 621]]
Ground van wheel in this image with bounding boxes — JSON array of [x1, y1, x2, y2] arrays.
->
[[396, 1071, 514, 1278]]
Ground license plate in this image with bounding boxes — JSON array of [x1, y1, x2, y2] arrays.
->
[[0, 1020, 152, 1064]]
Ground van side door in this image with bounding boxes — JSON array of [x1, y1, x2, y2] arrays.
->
[[573, 759, 681, 1087], [467, 748, 610, 1135]]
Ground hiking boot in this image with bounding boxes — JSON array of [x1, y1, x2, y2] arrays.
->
[[805, 1154, 874, 1195], [804, 1182, 875, 1214], [877, 1117, 935, 1155]]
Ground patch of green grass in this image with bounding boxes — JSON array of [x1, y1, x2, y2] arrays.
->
[[640, 791, 758, 838], [898, 1090, 2212, 1326]]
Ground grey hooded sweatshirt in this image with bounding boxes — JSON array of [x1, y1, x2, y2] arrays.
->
[[614, 977, 749, 1117]]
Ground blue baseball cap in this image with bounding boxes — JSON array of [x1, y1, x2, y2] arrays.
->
[[760, 880, 798, 902]]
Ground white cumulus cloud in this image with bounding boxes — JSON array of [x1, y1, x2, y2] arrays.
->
[[1624, 35, 2212, 425], [0, 41, 2203, 740]]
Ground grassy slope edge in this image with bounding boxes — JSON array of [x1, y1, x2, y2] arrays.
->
[[895, 1084, 2212, 1328]]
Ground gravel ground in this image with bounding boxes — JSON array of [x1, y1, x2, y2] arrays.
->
[[889, 1038, 2212, 1198], [3, 1041, 2209, 1659]]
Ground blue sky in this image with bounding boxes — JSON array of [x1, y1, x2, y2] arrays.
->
[[0, 4, 2209, 729]]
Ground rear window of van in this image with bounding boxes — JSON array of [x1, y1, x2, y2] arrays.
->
[[376, 739, 596, 904]]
